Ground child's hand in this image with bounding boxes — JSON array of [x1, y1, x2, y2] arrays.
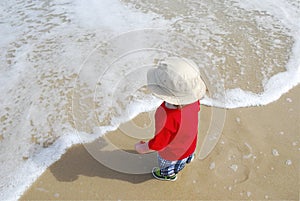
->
[[135, 141, 150, 154]]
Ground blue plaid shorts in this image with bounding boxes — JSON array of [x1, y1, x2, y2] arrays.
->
[[157, 153, 194, 176]]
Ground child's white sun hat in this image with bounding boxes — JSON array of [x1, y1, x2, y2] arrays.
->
[[147, 57, 206, 105]]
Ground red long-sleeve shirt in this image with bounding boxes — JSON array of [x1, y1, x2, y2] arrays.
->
[[148, 101, 200, 160]]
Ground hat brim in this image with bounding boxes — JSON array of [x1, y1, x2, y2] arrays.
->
[[147, 68, 206, 105]]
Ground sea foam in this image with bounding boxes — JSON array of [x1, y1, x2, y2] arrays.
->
[[0, 0, 299, 200]]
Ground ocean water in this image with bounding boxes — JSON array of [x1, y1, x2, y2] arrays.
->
[[0, 0, 299, 200]]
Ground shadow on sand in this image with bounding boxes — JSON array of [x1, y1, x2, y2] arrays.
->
[[49, 138, 156, 184]]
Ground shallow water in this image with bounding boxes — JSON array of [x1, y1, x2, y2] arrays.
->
[[0, 0, 299, 200]]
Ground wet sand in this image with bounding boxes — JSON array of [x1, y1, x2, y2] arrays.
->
[[20, 85, 299, 200]]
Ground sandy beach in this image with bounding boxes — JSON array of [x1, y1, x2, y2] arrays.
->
[[1, 0, 300, 200], [20, 85, 299, 200]]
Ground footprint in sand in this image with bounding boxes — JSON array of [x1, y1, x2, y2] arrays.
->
[[213, 140, 252, 184]]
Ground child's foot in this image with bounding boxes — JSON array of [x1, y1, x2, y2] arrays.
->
[[186, 154, 195, 164], [151, 167, 177, 181]]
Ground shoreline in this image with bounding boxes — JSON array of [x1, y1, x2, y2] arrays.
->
[[20, 85, 299, 200]]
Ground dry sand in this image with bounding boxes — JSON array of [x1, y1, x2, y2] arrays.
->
[[21, 85, 299, 200]]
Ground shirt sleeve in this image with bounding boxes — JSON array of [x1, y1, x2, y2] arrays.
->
[[148, 110, 179, 151], [148, 127, 172, 151]]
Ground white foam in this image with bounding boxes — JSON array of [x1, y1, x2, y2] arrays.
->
[[237, 0, 300, 32], [285, 160, 292, 166], [1, 0, 300, 200], [73, 0, 168, 32], [272, 149, 280, 156], [201, 0, 300, 108], [0, 23, 20, 48], [0, 0, 170, 199]]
